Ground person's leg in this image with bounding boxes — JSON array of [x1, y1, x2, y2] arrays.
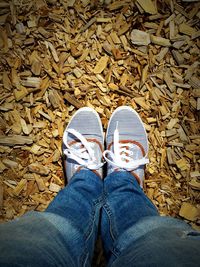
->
[[0, 107, 105, 267], [101, 106, 200, 267], [103, 171, 200, 267], [0, 170, 102, 267], [108, 216, 200, 267], [101, 170, 158, 259]]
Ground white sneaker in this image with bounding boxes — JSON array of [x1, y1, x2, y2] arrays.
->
[[63, 107, 104, 181], [103, 106, 149, 187]]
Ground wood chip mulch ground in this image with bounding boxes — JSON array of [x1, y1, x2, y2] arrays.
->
[[0, 0, 200, 237]]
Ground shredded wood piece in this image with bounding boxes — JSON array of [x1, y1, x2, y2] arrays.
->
[[49, 182, 61, 193], [13, 179, 27, 196], [64, 92, 83, 109], [0, 135, 33, 146], [80, 17, 96, 33], [29, 163, 50, 176], [46, 41, 59, 63], [0, 183, 3, 208], [93, 56, 109, 74], [150, 35, 171, 46], [136, 0, 157, 14], [179, 202, 200, 221], [131, 30, 151, 46]]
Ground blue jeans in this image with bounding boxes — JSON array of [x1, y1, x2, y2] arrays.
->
[[0, 170, 200, 266]]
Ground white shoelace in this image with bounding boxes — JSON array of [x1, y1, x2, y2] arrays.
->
[[63, 128, 104, 170], [103, 124, 149, 171]]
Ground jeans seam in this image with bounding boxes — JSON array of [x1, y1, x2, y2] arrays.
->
[[84, 196, 102, 241], [103, 187, 118, 241], [79, 196, 103, 266], [103, 203, 117, 241], [80, 250, 89, 267]]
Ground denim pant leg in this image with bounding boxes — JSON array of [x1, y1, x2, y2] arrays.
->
[[110, 217, 200, 267], [101, 171, 200, 267], [101, 171, 158, 259], [0, 170, 103, 267]]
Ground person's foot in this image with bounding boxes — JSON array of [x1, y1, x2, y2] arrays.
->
[[103, 106, 149, 187], [63, 107, 104, 181]]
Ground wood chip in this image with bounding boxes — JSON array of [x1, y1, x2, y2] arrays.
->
[[136, 0, 157, 14], [156, 47, 169, 62], [131, 30, 151, 46], [64, 92, 83, 109], [179, 202, 200, 221], [172, 50, 185, 65], [93, 56, 109, 74], [3, 72, 12, 90], [167, 147, 175, 165], [22, 77, 41, 88], [0, 162, 7, 173], [35, 175, 46, 192], [30, 144, 41, 154], [49, 182, 61, 193], [167, 118, 179, 129], [134, 97, 150, 110], [110, 31, 121, 44], [28, 163, 50, 176], [14, 87, 28, 101], [30, 195, 47, 205], [108, 0, 128, 11], [151, 35, 171, 46], [20, 118, 31, 135], [31, 60, 42, 76], [73, 67, 84, 78], [176, 158, 189, 171], [197, 98, 200, 110], [48, 89, 62, 109], [2, 159, 18, 168], [189, 178, 200, 191], [13, 179, 27, 196], [0, 183, 3, 209], [179, 23, 196, 36], [164, 71, 175, 92], [38, 110, 52, 122], [0, 135, 33, 146], [46, 41, 59, 63], [80, 17, 96, 33]]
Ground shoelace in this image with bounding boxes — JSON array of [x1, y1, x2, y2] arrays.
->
[[63, 128, 104, 170], [103, 124, 149, 171]]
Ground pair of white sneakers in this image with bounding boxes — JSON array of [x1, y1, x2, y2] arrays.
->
[[63, 106, 149, 187]]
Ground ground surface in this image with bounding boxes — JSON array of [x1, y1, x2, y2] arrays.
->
[[0, 0, 200, 236]]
